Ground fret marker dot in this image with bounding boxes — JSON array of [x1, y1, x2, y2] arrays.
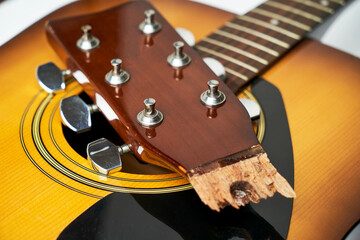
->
[[320, 0, 329, 6], [270, 19, 280, 26]]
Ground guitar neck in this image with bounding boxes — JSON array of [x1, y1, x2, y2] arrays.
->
[[196, 0, 344, 92]]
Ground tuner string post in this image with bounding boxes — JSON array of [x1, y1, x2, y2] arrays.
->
[[76, 24, 100, 51], [139, 9, 162, 34], [144, 98, 156, 116], [208, 80, 220, 98], [112, 59, 122, 75], [167, 41, 191, 68], [81, 25, 91, 41], [145, 9, 155, 25], [200, 80, 226, 107], [137, 98, 164, 127], [174, 41, 184, 58], [105, 58, 130, 85]]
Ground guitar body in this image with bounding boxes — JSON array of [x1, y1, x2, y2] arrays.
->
[[0, 0, 359, 239]]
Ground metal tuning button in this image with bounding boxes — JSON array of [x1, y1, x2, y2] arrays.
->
[[167, 41, 191, 68], [239, 98, 261, 120], [139, 9, 162, 34], [137, 98, 163, 127], [60, 95, 99, 133], [105, 59, 130, 85], [203, 57, 226, 81], [175, 28, 195, 47], [76, 25, 100, 51], [87, 138, 131, 175], [200, 80, 226, 107], [36, 62, 71, 93]]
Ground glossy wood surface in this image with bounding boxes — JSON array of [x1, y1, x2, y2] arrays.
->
[[47, 1, 258, 173], [196, 0, 343, 92], [263, 38, 360, 239], [0, 1, 234, 239], [0, 0, 359, 239]]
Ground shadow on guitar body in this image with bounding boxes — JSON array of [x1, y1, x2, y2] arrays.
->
[[58, 79, 293, 240]]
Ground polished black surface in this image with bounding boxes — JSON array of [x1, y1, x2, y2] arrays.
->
[[250, 78, 294, 238], [60, 78, 294, 240]]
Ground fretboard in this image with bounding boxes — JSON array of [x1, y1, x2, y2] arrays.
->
[[195, 0, 344, 93]]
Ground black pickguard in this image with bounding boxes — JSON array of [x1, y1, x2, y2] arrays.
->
[[59, 78, 294, 240]]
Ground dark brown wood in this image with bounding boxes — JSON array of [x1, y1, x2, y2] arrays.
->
[[196, 0, 344, 92], [46, 1, 259, 175]]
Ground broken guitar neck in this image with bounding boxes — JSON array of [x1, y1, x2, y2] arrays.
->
[[46, 1, 295, 211]]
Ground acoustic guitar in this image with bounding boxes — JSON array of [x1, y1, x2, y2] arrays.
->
[[0, 0, 359, 239]]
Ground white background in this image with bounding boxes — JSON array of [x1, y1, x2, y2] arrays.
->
[[0, 0, 359, 58]]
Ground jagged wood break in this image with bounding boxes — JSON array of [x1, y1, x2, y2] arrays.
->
[[46, 1, 296, 211], [188, 145, 295, 211]]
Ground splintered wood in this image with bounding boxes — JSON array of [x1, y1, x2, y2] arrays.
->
[[188, 153, 296, 211]]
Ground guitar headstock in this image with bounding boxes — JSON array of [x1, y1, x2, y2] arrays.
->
[[46, 1, 258, 173], [44, 1, 296, 211]]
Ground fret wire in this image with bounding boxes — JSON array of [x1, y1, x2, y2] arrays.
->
[[203, 37, 269, 65], [225, 22, 290, 48], [237, 15, 301, 40], [195, 45, 259, 73], [214, 30, 279, 57], [329, 0, 344, 5], [224, 67, 249, 81], [265, 1, 322, 22], [253, 8, 312, 31], [291, 0, 334, 13]]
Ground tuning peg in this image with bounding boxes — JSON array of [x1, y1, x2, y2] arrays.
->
[[139, 9, 162, 34], [200, 80, 226, 107], [167, 41, 191, 68], [87, 138, 131, 175], [36, 62, 71, 93], [239, 98, 261, 120], [203, 57, 226, 81], [76, 25, 100, 51], [137, 98, 164, 127], [105, 59, 130, 85], [60, 95, 99, 133], [175, 28, 195, 47]]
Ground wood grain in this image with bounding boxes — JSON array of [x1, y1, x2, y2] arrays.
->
[[46, 1, 258, 173], [263, 39, 360, 239], [0, 1, 234, 239]]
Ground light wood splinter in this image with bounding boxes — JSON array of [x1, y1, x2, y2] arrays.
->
[[188, 152, 296, 212]]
